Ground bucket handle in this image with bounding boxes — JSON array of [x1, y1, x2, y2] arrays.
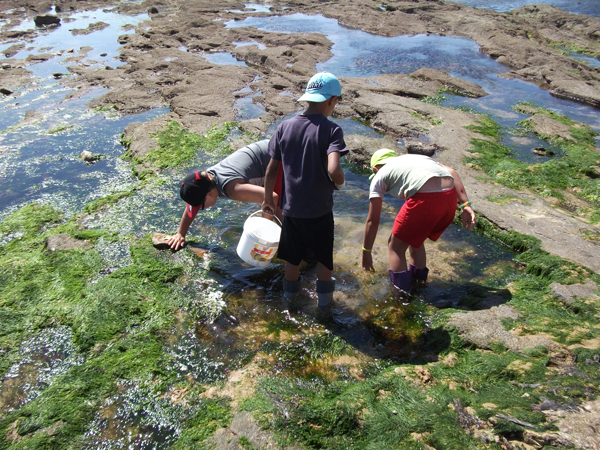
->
[[249, 210, 282, 227]]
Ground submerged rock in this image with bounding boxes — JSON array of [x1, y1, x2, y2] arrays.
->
[[152, 233, 172, 249], [80, 150, 101, 163], [531, 147, 555, 156], [71, 21, 109, 36], [33, 15, 60, 27]]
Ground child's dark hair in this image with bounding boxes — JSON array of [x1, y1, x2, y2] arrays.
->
[[180, 171, 216, 207]]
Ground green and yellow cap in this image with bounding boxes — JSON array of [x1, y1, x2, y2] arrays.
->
[[369, 148, 397, 179]]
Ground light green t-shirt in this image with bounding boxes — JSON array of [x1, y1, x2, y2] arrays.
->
[[369, 154, 452, 200]]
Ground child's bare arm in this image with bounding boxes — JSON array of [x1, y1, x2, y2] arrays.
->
[[225, 180, 278, 205], [168, 208, 195, 250], [362, 197, 382, 271], [327, 151, 344, 187], [262, 158, 281, 215], [441, 164, 476, 231]]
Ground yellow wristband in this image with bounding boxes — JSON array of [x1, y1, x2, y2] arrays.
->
[[459, 201, 472, 209], [362, 246, 372, 252]]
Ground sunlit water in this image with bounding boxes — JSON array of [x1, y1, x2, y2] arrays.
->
[[1, 2, 595, 447], [449, 0, 600, 17]]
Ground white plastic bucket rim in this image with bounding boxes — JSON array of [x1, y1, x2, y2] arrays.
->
[[236, 211, 282, 267]]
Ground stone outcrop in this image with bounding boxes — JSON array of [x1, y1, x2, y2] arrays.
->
[[46, 234, 92, 251], [410, 68, 488, 98], [446, 305, 561, 353]]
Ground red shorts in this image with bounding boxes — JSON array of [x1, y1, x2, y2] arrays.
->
[[392, 189, 457, 248], [274, 165, 283, 206]]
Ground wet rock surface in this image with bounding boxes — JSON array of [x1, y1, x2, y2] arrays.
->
[[211, 412, 300, 450], [549, 398, 600, 450], [446, 305, 561, 352], [410, 68, 489, 98], [550, 279, 599, 304], [46, 233, 92, 250]]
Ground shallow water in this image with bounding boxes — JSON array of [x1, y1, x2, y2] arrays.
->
[[202, 51, 248, 66], [449, 0, 600, 17], [0, 327, 82, 413], [2, 8, 146, 76]]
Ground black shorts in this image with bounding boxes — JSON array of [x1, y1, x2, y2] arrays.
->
[[277, 212, 334, 270]]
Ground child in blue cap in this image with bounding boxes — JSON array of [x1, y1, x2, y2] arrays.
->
[[262, 72, 348, 307]]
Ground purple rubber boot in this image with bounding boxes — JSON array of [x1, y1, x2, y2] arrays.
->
[[409, 264, 429, 282], [388, 269, 412, 295]]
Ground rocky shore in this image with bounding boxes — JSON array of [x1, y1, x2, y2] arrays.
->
[[1, 1, 600, 449], [6, 0, 597, 271]]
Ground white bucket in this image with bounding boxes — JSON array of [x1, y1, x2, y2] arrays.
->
[[236, 210, 282, 267]]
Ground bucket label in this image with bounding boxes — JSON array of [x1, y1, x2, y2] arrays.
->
[[250, 244, 274, 262]]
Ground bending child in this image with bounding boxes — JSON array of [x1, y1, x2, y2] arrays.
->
[[169, 140, 282, 250], [361, 149, 476, 293], [262, 72, 347, 307]]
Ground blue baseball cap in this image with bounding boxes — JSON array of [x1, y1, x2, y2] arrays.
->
[[298, 72, 342, 102]]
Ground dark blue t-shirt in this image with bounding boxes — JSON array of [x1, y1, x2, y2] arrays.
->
[[268, 114, 348, 218]]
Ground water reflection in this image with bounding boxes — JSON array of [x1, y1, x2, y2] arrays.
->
[[202, 51, 248, 66], [233, 91, 266, 119], [227, 3, 273, 14], [449, 0, 600, 17], [227, 13, 499, 80], [0, 87, 169, 218], [2, 8, 146, 78], [233, 40, 267, 50]]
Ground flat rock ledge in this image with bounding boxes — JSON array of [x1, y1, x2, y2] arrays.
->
[[446, 305, 560, 353], [550, 280, 599, 304], [210, 411, 301, 450]]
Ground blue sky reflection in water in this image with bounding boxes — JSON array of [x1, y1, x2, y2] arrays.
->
[[448, 0, 600, 17], [0, 95, 169, 219], [2, 8, 148, 78]]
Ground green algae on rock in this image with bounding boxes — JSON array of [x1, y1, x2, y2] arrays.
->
[[122, 120, 238, 180], [465, 108, 600, 223]]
